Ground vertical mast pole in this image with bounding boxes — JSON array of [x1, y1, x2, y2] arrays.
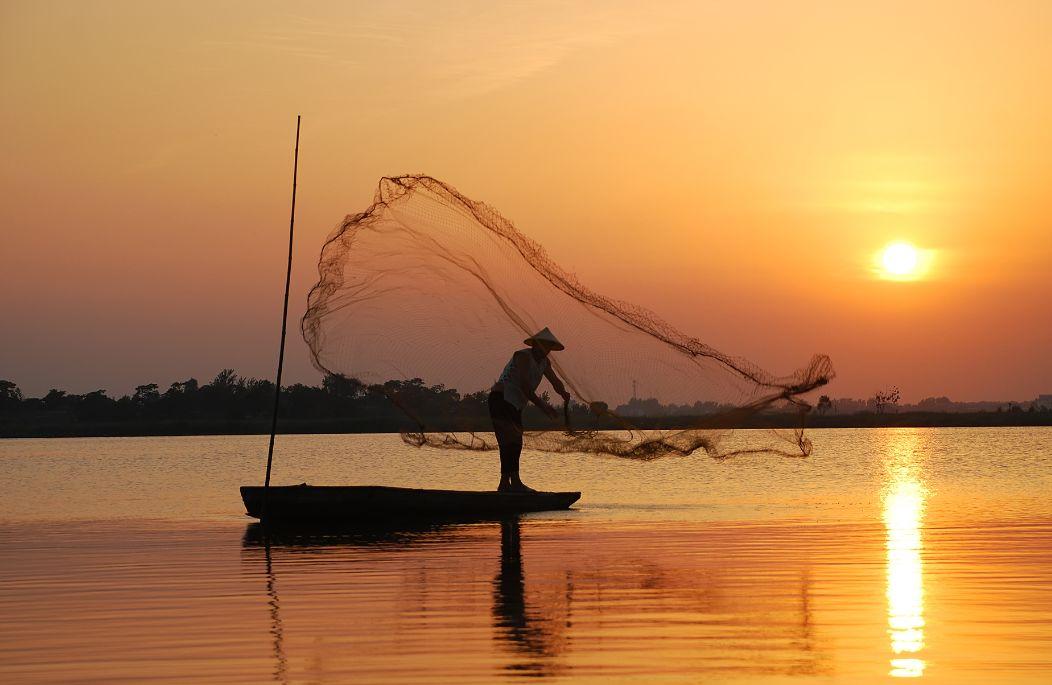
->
[[262, 115, 301, 521]]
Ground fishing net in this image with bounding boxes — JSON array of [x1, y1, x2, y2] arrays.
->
[[302, 176, 833, 459]]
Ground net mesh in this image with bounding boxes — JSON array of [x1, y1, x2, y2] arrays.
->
[[302, 176, 833, 459]]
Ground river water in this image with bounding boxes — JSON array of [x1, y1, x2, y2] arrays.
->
[[1, 428, 1050, 683]]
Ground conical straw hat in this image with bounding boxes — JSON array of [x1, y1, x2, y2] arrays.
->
[[524, 327, 564, 351]]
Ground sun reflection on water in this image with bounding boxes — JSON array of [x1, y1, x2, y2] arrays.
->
[[883, 431, 927, 678]]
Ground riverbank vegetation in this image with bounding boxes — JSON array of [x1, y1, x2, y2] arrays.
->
[[1, 372, 1049, 438]]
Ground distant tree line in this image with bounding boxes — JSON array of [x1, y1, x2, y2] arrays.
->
[[812, 389, 1052, 415], [1, 371, 471, 428], [0, 371, 591, 437], [1, 373, 1050, 438]]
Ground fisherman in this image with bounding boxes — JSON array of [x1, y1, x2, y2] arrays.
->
[[489, 327, 572, 492]]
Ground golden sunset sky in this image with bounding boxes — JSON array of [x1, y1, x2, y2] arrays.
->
[[1, 1, 1049, 401]]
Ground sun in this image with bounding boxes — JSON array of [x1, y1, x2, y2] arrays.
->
[[881, 242, 920, 278]]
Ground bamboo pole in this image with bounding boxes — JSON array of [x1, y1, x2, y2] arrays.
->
[[262, 115, 301, 521]]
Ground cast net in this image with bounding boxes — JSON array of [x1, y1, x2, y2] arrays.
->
[[302, 176, 833, 459]]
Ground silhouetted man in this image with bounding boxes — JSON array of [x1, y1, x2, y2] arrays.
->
[[489, 328, 571, 492]]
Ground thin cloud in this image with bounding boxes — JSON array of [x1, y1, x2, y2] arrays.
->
[[204, 3, 666, 100]]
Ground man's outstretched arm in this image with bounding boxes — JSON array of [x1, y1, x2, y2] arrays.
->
[[514, 350, 558, 417], [544, 365, 572, 403]]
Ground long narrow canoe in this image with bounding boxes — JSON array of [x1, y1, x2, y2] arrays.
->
[[240, 484, 581, 522]]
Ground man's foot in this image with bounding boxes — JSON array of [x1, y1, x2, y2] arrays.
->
[[497, 476, 537, 493]]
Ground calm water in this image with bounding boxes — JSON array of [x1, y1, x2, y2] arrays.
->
[[1, 428, 1050, 683]]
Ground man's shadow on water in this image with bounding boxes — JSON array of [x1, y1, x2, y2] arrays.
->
[[491, 517, 570, 676], [242, 516, 568, 680]]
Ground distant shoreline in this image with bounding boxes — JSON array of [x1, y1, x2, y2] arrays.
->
[[2, 410, 1049, 439]]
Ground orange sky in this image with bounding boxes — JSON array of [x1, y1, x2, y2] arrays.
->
[[1, 1, 1050, 401]]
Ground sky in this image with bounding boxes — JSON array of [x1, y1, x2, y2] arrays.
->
[[1, 0, 1050, 402]]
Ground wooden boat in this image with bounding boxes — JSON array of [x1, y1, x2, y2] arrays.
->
[[241, 484, 581, 522]]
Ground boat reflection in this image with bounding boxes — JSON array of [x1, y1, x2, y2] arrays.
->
[[243, 516, 570, 679], [883, 430, 928, 678], [241, 515, 831, 681]]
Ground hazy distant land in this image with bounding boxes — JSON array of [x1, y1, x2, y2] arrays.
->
[[1, 372, 1049, 439]]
